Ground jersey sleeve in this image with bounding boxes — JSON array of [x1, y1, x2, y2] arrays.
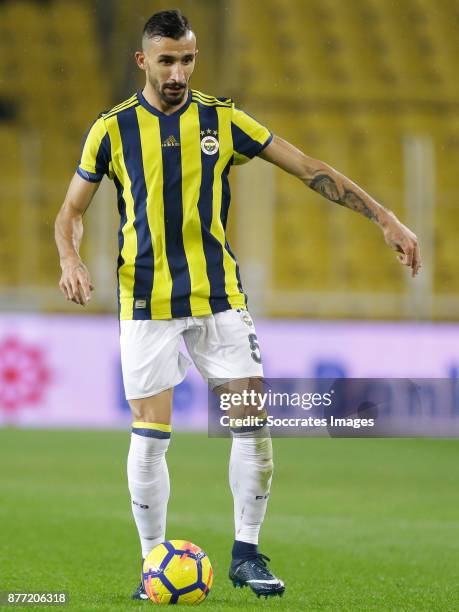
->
[[77, 116, 112, 182], [231, 105, 273, 165]]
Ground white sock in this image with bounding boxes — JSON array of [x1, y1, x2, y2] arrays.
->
[[127, 422, 171, 558], [229, 430, 273, 545]]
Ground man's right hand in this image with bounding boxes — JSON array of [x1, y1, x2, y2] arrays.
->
[[59, 258, 94, 306]]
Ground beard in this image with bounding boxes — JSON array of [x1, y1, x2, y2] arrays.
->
[[150, 76, 187, 106]]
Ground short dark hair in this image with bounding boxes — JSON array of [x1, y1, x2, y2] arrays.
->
[[143, 9, 192, 41]]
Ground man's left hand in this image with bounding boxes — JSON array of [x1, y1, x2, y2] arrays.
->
[[382, 214, 421, 277]]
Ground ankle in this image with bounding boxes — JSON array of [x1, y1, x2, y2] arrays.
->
[[232, 540, 259, 561]]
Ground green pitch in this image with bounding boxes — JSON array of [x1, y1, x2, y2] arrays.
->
[[1, 430, 458, 611]]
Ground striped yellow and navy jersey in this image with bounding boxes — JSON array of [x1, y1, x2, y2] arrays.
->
[[77, 89, 272, 320]]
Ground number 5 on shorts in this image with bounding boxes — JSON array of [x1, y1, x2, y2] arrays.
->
[[248, 333, 262, 364]]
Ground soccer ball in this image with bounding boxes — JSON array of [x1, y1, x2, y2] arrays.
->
[[142, 540, 213, 605]]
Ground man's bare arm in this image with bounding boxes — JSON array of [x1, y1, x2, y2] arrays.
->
[[259, 135, 421, 277], [54, 173, 100, 305]]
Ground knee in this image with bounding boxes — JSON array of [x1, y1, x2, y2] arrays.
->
[[216, 377, 267, 419], [128, 389, 173, 423]]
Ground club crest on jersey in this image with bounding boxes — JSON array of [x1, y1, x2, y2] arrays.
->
[[201, 130, 219, 155]]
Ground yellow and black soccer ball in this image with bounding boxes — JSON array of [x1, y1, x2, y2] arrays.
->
[[143, 540, 213, 605]]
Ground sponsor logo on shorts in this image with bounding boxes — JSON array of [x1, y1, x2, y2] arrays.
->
[[240, 311, 253, 327]]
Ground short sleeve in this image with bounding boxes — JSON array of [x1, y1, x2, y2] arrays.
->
[[231, 105, 273, 165], [77, 116, 112, 182]]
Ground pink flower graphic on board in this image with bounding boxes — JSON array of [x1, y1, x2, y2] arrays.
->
[[0, 336, 50, 412]]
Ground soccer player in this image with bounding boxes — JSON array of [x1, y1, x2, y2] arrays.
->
[[54, 9, 421, 601]]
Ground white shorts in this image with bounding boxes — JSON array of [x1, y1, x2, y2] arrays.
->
[[120, 309, 264, 400]]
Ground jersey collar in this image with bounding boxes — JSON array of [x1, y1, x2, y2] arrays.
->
[[137, 89, 192, 118]]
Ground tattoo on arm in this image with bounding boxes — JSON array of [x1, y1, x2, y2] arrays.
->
[[309, 174, 341, 202], [342, 189, 378, 222], [308, 173, 378, 223]]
